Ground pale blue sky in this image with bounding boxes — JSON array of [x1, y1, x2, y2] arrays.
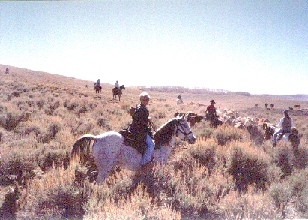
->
[[1, 1, 308, 95]]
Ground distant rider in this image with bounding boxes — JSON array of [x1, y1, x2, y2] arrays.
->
[[115, 80, 120, 89], [205, 99, 222, 128]]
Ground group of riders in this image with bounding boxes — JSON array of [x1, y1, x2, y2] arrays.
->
[[205, 99, 297, 147], [94, 79, 121, 93], [127, 92, 299, 167], [92, 80, 298, 166]]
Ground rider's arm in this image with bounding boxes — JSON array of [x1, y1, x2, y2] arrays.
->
[[276, 118, 283, 128]]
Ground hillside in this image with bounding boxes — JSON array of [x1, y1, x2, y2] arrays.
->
[[0, 65, 308, 219]]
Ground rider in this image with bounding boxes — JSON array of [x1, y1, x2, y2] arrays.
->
[[115, 80, 120, 90], [272, 110, 295, 147], [205, 99, 221, 128], [129, 92, 154, 166]]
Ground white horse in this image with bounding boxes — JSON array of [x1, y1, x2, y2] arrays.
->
[[71, 114, 196, 184]]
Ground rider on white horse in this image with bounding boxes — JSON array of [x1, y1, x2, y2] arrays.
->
[[272, 110, 295, 147]]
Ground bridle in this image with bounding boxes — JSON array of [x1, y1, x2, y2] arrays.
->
[[175, 119, 193, 139]]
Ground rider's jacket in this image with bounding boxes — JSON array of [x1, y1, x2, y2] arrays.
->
[[128, 103, 150, 147], [281, 117, 292, 133], [206, 105, 217, 118]]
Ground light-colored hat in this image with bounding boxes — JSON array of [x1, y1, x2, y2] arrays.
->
[[139, 91, 150, 101]]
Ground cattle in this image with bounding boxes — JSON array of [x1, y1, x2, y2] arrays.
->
[[270, 104, 274, 109], [294, 104, 301, 109], [289, 107, 293, 110], [255, 104, 258, 107], [265, 103, 268, 108]]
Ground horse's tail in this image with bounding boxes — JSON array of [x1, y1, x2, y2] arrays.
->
[[71, 134, 96, 163]]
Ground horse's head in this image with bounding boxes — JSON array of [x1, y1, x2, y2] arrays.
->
[[175, 114, 196, 144], [262, 123, 275, 140], [120, 85, 125, 90]]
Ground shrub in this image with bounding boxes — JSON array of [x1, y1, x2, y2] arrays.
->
[[193, 123, 214, 140], [38, 121, 62, 143], [67, 102, 79, 111], [292, 146, 308, 169], [84, 183, 181, 220], [0, 112, 24, 131], [268, 181, 292, 218], [18, 166, 87, 219], [213, 124, 244, 146], [189, 139, 217, 175], [97, 117, 111, 130], [0, 151, 37, 186], [227, 142, 271, 192], [48, 122, 61, 139], [271, 147, 294, 178], [287, 169, 308, 216], [37, 149, 70, 171], [218, 188, 278, 219], [24, 125, 41, 137], [36, 99, 45, 109]]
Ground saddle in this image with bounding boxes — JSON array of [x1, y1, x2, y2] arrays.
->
[[277, 129, 298, 141], [118, 129, 147, 155]]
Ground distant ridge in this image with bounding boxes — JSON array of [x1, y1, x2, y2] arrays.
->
[[1, 64, 307, 99]]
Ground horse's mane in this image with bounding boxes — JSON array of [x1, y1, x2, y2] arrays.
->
[[154, 118, 178, 146]]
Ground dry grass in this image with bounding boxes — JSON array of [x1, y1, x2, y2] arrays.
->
[[1, 64, 308, 219]]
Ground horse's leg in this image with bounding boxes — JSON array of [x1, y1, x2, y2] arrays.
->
[[93, 143, 120, 184], [96, 161, 113, 184], [94, 150, 118, 184]]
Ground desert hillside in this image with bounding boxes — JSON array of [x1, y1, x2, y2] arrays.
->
[[0, 65, 308, 219]]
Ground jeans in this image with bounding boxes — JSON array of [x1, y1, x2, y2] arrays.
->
[[140, 134, 155, 165], [273, 129, 290, 143]]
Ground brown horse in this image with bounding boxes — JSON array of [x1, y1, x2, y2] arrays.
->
[[94, 85, 102, 93], [94, 83, 102, 93], [112, 85, 125, 101]]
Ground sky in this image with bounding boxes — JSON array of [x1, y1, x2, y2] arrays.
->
[[1, 1, 308, 95]]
